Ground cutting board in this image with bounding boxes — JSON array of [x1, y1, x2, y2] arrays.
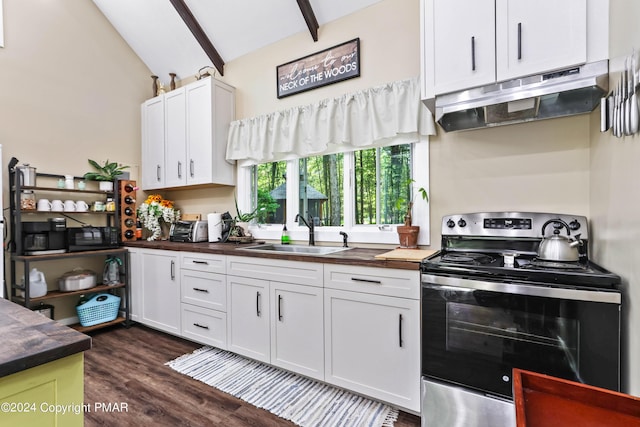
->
[[374, 248, 437, 262]]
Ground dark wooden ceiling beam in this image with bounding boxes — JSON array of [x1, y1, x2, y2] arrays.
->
[[169, 0, 225, 76], [296, 0, 319, 42]]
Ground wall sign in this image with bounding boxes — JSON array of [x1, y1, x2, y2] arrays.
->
[[276, 38, 360, 99]]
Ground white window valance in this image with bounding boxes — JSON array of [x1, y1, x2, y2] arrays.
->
[[226, 77, 436, 163]]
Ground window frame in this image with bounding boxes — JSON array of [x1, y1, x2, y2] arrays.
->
[[237, 140, 430, 246]]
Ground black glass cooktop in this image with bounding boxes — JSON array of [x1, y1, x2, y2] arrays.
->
[[421, 251, 621, 289]]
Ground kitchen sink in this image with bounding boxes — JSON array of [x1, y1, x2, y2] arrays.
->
[[239, 243, 352, 256]]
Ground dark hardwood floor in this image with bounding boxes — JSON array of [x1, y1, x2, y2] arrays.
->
[[84, 324, 421, 427]]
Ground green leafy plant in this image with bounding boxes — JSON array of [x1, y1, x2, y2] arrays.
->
[[395, 179, 429, 226], [83, 159, 129, 181], [227, 195, 265, 237]]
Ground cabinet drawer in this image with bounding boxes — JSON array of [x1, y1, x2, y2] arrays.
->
[[324, 264, 420, 299], [181, 270, 226, 311], [181, 304, 227, 349], [227, 256, 323, 287], [181, 253, 226, 274]]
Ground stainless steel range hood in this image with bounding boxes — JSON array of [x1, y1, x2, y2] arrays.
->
[[429, 60, 609, 132]]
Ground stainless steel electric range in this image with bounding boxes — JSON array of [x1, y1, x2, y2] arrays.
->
[[420, 212, 621, 427]]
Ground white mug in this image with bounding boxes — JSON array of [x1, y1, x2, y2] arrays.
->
[[51, 199, 64, 211], [64, 175, 74, 190], [63, 200, 76, 212], [76, 200, 89, 212], [37, 199, 51, 211]]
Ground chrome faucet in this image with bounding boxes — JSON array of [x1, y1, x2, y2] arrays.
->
[[295, 213, 315, 246]]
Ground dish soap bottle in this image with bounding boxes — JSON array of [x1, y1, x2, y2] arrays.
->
[[281, 224, 290, 245]]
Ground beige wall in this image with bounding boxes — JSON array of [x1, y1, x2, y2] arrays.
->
[[0, 0, 150, 317], [590, 0, 640, 396], [209, 0, 591, 246]]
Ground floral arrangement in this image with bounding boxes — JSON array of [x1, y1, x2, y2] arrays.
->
[[136, 194, 181, 241]]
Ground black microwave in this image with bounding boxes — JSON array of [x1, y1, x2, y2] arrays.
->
[[67, 227, 120, 252]]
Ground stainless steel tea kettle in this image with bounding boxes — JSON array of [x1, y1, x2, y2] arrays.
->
[[538, 219, 583, 262]]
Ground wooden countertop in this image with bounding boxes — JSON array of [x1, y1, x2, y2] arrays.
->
[[0, 298, 91, 378], [125, 241, 425, 271]]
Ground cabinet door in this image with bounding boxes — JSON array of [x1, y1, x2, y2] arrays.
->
[[227, 275, 270, 362], [128, 248, 141, 322], [424, 0, 496, 96], [141, 97, 165, 190], [164, 87, 187, 188], [270, 281, 324, 380], [186, 78, 236, 186], [324, 289, 420, 412], [140, 250, 180, 335], [496, 0, 587, 81]]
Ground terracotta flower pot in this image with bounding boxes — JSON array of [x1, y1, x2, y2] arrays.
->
[[397, 225, 420, 248]]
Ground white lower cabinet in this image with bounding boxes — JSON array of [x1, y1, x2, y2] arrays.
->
[[180, 253, 228, 348], [130, 250, 420, 412], [227, 275, 270, 362], [127, 248, 142, 322], [139, 249, 181, 335], [270, 281, 324, 381], [324, 264, 421, 413], [227, 256, 325, 380], [181, 303, 227, 349]]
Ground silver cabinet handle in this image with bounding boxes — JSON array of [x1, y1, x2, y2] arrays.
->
[[278, 294, 283, 321], [351, 277, 382, 284], [193, 287, 209, 293], [256, 291, 261, 316], [471, 36, 476, 71], [193, 260, 209, 265], [190, 159, 194, 177], [170, 260, 175, 280], [193, 323, 209, 330], [517, 22, 522, 60], [157, 165, 161, 182], [398, 313, 404, 348], [178, 161, 182, 178]]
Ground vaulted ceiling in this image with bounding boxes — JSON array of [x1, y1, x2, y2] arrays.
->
[[92, 0, 383, 80]]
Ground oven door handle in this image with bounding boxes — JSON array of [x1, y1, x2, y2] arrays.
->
[[421, 274, 621, 304]]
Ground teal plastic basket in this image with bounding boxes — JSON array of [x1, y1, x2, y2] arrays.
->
[[76, 293, 121, 327]]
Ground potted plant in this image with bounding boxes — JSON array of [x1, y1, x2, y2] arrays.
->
[[226, 197, 262, 241], [396, 181, 429, 249], [83, 159, 129, 192]]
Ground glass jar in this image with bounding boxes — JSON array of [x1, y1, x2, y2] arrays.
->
[[20, 191, 36, 210]]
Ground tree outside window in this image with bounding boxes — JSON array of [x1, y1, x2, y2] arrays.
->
[[251, 145, 411, 228]]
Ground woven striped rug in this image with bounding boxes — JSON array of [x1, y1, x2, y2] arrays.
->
[[166, 346, 399, 427]]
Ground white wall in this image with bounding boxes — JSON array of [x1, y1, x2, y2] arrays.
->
[[590, 0, 640, 396]]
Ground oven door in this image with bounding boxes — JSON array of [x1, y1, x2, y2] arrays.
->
[[421, 274, 621, 399]]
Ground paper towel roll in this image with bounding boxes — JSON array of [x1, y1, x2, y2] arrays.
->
[[207, 213, 223, 242]]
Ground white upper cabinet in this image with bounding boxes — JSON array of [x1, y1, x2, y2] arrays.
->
[[141, 96, 165, 190], [164, 87, 187, 188], [185, 78, 236, 187], [140, 77, 236, 190], [423, 0, 496, 97], [495, 0, 587, 81], [422, 0, 592, 97]]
